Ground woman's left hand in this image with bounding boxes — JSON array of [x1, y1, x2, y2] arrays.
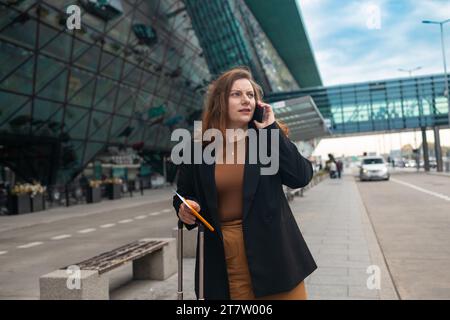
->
[[253, 101, 276, 129]]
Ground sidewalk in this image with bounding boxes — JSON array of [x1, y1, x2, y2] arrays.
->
[[111, 174, 399, 300], [296, 174, 398, 300], [0, 186, 175, 233], [425, 171, 450, 177]]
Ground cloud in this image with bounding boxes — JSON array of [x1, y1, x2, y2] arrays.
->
[[297, 0, 450, 86]]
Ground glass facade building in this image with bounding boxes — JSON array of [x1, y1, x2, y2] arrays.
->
[[0, 0, 211, 184], [268, 74, 450, 136], [0, 0, 319, 185]]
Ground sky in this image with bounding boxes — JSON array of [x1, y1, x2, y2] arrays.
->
[[296, 0, 450, 159], [297, 0, 450, 85]]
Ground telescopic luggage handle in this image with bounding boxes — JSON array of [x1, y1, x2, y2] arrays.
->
[[177, 219, 183, 300], [177, 220, 205, 300]]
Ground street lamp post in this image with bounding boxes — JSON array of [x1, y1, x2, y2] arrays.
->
[[422, 19, 450, 127], [398, 66, 422, 169], [397, 66, 423, 170], [398, 66, 422, 77], [423, 19, 450, 172]]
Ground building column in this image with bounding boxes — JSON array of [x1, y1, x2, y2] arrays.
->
[[433, 126, 443, 172], [421, 127, 430, 172]]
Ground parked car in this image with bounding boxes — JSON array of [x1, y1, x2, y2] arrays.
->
[[359, 156, 390, 181], [429, 158, 437, 169], [404, 159, 417, 168]]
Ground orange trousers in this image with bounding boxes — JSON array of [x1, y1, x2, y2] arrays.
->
[[221, 219, 308, 300]]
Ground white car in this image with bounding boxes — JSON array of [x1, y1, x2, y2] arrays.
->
[[359, 156, 390, 181]]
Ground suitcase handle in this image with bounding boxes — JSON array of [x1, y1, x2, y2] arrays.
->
[[177, 220, 206, 300], [177, 220, 183, 300]]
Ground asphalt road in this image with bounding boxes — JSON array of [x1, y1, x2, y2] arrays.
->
[[355, 171, 450, 299], [0, 197, 179, 299]]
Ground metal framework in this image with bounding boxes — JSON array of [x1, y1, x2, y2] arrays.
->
[[0, 0, 210, 183], [268, 73, 450, 136]]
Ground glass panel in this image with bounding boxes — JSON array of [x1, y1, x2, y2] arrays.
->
[[64, 105, 90, 139], [0, 42, 33, 82], [73, 45, 100, 72], [40, 31, 72, 61], [72, 38, 91, 61], [0, 14, 36, 48], [68, 69, 96, 107], [0, 91, 29, 130], [95, 79, 117, 112], [122, 66, 142, 86], [35, 55, 65, 92], [87, 110, 110, 142], [37, 69, 68, 102], [83, 142, 104, 164], [31, 99, 63, 137], [109, 115, 129, 143], [2, 101, 31, 135], [0, 57, 34, 94], [102, 57, 122, 80]]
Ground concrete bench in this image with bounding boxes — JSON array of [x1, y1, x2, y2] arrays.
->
[[39, 238, 176, 300]]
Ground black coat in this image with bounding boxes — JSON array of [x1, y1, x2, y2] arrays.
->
[[173, 122, 317, 299]]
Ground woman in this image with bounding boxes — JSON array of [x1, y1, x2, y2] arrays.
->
[[173, 66, 317, 300]]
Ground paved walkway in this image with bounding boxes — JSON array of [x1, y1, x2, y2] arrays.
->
[[112, 174, 399, 300], [297, 174, 398, 300]]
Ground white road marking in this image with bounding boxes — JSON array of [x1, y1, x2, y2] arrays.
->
[[100, 223, 116, 228], [0, 251, 8, 255], [161, 209, 171, 213], [118, 219, 133, 224], [17, 242, 43, 249], [134, 215, 148, 220], [51, 234, 72, 240], [77, 228, 96, 234], [391, 178, 450, 202], [149, 212, 161, 216]]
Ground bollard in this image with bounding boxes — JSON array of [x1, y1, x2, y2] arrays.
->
[[65, 184, 70, 207]]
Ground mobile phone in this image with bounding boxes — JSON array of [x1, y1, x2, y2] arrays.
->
[[252, 102, 265, 122]]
